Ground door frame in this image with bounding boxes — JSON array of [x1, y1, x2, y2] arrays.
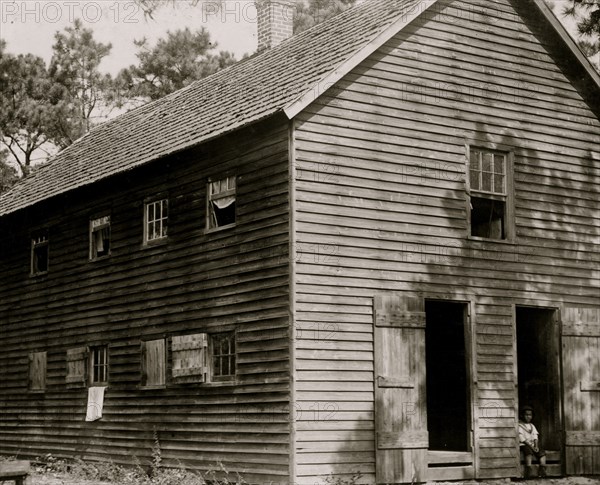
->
[[512, 303, 563, 473]]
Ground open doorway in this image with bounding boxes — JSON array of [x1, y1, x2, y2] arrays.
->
[[516, 306, 561, 451], [425, 300, 471, 452]]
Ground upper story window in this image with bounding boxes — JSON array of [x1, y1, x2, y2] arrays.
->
[[89, 345, 109, 386], [31, 231, 49, 275], [468, 147, 513, 241], [144, 199, 168, 243], [207, 176, 236, 230], [90, 215, 111, 260], [210, 332, 236, 381]]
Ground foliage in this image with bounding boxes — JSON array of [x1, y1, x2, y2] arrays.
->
[[294, 0, 357, 34], [0, 41, 66, 176], [564, 0, 600, 39], [49, 18, 113, 146], [0, 150, 18, 194], [115, 27, 237, 103], [324, 472, 363, 485]]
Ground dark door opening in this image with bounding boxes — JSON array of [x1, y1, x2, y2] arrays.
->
[[516, 307, 561, 451], [425, 300, 471, 452]]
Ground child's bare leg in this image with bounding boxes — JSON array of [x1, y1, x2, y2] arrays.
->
[[540, 455, 546, 465], [525, 455, 533, 466]]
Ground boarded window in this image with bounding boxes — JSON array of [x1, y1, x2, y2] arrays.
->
[[89, 346, 109, 385], [66, 347, 87, 387], [172, 333, 208, 382], [211, 332, 236, 381], [31, 232, 49, 275], [144, 199, 168, 243], [90, 215, 111, 260], [141, 339, 166, 387], [468, 148, 510, 240], [207, 176, 236, 230], [29, 351, 47, 391]]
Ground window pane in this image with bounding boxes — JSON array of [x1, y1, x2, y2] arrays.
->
[[494, 174, 505, 193], [469, 170, 480, 190], [494, 155, 505, 174], [482, 171, 492, 192], [482, 152, 493, 173], [470, 150, 480, 170]]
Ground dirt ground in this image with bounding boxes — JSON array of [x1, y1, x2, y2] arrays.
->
[[29, 475, 600, 485]]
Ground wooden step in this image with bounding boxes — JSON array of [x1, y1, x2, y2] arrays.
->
[[519, 464, 562, 477]]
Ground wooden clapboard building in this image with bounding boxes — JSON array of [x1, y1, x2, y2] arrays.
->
[[0, 0, 599, 483]]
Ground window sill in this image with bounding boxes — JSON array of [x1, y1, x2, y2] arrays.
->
[[205, 223, 236, 234], [141, 237, 168, 249], [139, 385, 166, 390], [28, 389, 46, 394], [89, 255, 111, 262], [467, 235, 515, 245], [30, 271, 49, 278], [203, 379, 236, 387]]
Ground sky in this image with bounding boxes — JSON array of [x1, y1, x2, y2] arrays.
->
[[0, 0, 259, 74]]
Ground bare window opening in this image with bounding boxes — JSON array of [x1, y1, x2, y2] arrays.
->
[[471, 196, 505, 239], [89, 346, 109, 386], [90, 215, 111, 260], [426, 300, 470, 452], [516, 307, 561, 452], [207, 176, 236, 230], [211, 332, 236, 381], [469, 148, 510, 240], [31, 232, 49, 275], [145, 199, 168, 243]]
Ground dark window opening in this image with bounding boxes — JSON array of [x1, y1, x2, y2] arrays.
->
[[211, 332, 236, 380], [207, 177, 236, 230], [516, 307, 561, 451], [31, 233, 49, 275], [471, 196, 505, 240], [426, 300, 470, 452], [211, 200, 236, 227], [90, 346, 108, 385], [90, 216, 111, 259]]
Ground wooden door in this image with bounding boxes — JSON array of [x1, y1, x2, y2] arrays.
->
[[561, 307, 600, 474], [374, 294, 428, 483]]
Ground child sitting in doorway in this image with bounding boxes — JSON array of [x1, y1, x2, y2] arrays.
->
[[519, 405, 547, 478]]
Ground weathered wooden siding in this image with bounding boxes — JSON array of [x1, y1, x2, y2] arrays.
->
[[0, 117, 291, 482], [292, 0, 600, 482]]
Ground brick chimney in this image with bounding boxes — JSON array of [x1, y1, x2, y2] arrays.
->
[[256, 0, 295, 52]]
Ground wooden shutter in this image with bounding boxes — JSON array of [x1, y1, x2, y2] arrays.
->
[[66, 347, 87, 387], [374, 294, 428, 483], [29, 351, 47, 391], [172, 334, 208, 382], [141, 339, 166, 387], [562, 307, 600, 474]]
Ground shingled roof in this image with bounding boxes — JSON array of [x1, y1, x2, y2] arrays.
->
[[0, 0, 427, 216], [1, 0, 598, 217]]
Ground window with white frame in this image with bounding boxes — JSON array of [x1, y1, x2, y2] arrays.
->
[[144, 199, 168, 243], [207, 176, 236, 230], [210, 332, 236, 381], [31, 231, 49, 275], [89, 346, 109, 385], [90, 215, 111, 259], [468, 147, 512, 240]]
